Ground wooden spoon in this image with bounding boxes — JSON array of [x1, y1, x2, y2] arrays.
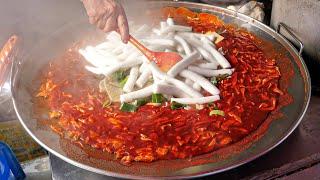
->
[[128, 35, 182, 71]]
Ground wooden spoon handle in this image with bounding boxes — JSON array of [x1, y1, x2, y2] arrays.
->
[[128, 35, 154, 61]]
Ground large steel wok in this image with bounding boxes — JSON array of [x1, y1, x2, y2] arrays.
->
[[4, 1, 310, 179]]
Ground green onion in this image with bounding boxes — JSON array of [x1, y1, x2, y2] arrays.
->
[[112, 70, 129, 82], [211, 77, 218, 85], [120, 103, 137, 112], [209, 109, 225, 116], [102, 100, 112, 108], [119, 76, 128, 88], [113, 70, 129, 87], [216, 74, 230, 82], [120, 98, 150, 112], [211, 74, 230, 85], [151, 93, 164, 103], [134, 98, 149, 107], [171, 101, 186, 110]]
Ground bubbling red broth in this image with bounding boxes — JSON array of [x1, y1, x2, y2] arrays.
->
[[36, 7, 283, 165]]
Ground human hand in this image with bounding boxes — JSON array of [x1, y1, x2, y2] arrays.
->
[[82, 0, 129, 43]]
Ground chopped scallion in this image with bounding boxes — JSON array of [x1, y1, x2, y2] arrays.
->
[[216, 74, 230, 82], [120, 103, 137, 112], [112, 70, 129, 82], [151, 93, 164, 103], [211, 74, 230, 85], [209, 109, 225, 116], [211, 77, 218, 85], [119, 76, 128, 88], [134, 98, 149, 107], [171, 101, 186, 110]]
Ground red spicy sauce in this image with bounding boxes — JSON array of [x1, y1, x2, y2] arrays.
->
[[36, 9, 282, 165]]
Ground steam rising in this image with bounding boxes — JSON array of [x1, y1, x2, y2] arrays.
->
[[120, 0, 155, 26]]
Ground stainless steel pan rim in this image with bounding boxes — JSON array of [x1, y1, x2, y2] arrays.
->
[[11, 1, 311, 179]]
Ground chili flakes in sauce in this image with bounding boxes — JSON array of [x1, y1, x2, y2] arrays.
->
[[37, 8, 282, 165]]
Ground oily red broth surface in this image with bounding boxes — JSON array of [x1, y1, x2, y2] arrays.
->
[[36, 8, 283, 165]]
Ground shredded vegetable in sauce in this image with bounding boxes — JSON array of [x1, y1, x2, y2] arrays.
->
[[36, 7, 283, 165]]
